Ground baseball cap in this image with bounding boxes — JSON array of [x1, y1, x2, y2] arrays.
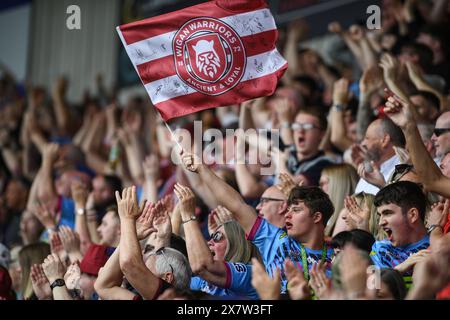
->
[[79, 244, 110, 276]]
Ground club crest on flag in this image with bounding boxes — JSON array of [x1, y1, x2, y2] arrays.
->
[[173, 17, 246, 96], [186, 35, 226, 83]]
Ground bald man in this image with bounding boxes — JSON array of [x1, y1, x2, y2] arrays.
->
[[431, 111, 450, 160], [355, 118, 405, 194], [255, 186, 288, 229]]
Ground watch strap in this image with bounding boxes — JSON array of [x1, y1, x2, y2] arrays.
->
[[427, 224, 443, 234], [50, 279, 66, 290], [182, 215, 197, 224]]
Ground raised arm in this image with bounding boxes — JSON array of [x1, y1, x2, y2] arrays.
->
[[71, 181, 93, 252], [36, 143, 59, 204], [379, 53, 410, 104], [180, 152, 256, 234], [284, 20, 308, 82], [141, 154, 159, 205], [330, 79, 353, 152], [174, 184, 229, 287], [405, 61, 448, 112], [116, 186, 163, 300], [384, 95, 450, 197], [94, 247, 135, 300], [328, 22, 365, 71], [357, 66, 382, 140], [235, 131, 268, 199], [51, 77, 71, 134], [42, 254, 72, 300]]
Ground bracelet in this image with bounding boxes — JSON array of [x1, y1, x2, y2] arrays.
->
[[280, 121, 291, 129], [182, 215, 197, 224], [427, 224, 443, 234], [47, 227, 58, 234], [333, 104, 347, 111]]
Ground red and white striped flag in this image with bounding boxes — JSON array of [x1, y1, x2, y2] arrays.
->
[[117, 0, 287, 121]]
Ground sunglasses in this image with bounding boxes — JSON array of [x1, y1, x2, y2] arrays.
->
[[391, 164, 414, 183], [148, 247, 174, 274], [433, 128, 450, 137], [210, 231, 225, 243], [291, 123, 320, 131]]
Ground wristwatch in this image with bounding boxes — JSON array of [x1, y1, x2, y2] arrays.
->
[[76, 208, 86, 216], [182, 215, 197, 224], [427, 224, 443, 234], [50, 279, 66, 290]]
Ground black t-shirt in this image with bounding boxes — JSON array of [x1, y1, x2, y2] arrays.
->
[[287, 148, 335, 186]]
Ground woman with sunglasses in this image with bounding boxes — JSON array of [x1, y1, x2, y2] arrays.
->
[[174, 183, 262, 300]]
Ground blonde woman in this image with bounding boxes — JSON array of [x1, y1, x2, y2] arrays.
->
[[319, 164, 358, 237], [18, 242, 50, 300], [175, 184, 262, 300], [341, 193, 386, 240]]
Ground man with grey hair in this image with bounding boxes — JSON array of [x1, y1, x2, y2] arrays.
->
[[355, 118, 405, 194], [94, 187, 192, 300]]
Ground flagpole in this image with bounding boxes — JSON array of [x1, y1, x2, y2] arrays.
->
[[155, 110, 184, 151]]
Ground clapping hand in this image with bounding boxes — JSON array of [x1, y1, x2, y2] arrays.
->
[[251, 258, 281, 300], [64, 262, 81, 291], [285, 258, 311, 300], [428, 200, 449, 228], [309, 262, 334, 300], [136, 202, 156, 240], [343, 196, 371, 231], [174, 183, 196, 221], [31, 264, 52, 300], [50, 232, 68, 266], [33, 201, 58, 230], [151, 201, 172, 241], [277, 173, 302, 198], [42, 253, 67, 284], [115, 186, 143, 220]]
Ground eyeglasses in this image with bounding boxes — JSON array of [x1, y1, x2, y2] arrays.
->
[[433, 128, 450, 137], [149, 247, 174, 274], [291, 123, 320, 131], [258, 197, 285, 206], [210, 231, 225, 243]]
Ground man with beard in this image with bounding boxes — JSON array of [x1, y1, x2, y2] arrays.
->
[[371, 181, 429, 288], [354, 118, 405, 195]]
